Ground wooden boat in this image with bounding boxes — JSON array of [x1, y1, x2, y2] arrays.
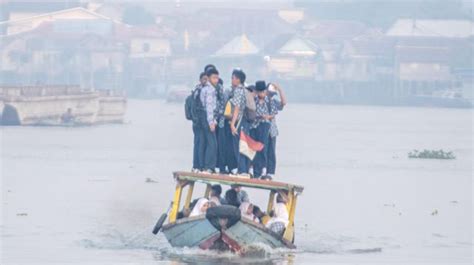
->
[[153, 171, 304, 252]]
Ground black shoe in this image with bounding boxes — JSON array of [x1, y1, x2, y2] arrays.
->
[[260, 175, 273, 181]]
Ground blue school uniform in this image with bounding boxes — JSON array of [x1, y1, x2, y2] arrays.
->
[[251, 96, 277, 178]]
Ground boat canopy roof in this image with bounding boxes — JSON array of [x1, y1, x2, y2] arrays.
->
[[173, 171, 304, 194]]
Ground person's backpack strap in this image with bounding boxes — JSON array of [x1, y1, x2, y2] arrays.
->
[[185, 91, 194, 121], [245, 89, 256, 111], [191, 87, 204, 123]]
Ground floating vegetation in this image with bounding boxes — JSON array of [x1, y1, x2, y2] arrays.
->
[[408, 149, 455, 160]]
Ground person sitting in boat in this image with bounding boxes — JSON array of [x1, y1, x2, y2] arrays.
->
[[224, 189, 240, 207], [239, 202, 256, 221], [252, 205, 270, 225], [189, 198, 210, 217], [209, 184, 226, 205], [265, 193, 289, 236], [231, 184, 249, 204]]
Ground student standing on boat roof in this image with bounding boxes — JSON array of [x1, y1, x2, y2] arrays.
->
[[199, 68, 220, 173], [251, 81, 278, 179], [229, 69, 253, 175], [267, 83, 287, 179], [186, 72, 208, 172], [215, 74, 231, 174], [224, 69, 247, 174]]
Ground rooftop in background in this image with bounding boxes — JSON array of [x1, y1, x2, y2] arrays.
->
[[0, 7, 121, 36], [173, 171, 304, 194], [386, 19, 474, 38], [213, 34, 259, 57], [278, 37, 317, 56], [302, 20, 367, 42]]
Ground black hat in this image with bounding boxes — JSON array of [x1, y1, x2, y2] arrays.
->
[[255, 80, 267, 92]]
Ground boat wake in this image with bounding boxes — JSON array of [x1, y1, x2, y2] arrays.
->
[[158, 243, 297, 264], [77, 225, 385, 263], [78, 227, 298, 263], [78, 227, 162, 251]]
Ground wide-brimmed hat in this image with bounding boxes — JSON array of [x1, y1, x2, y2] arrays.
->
[[255, 80, 267, 92]]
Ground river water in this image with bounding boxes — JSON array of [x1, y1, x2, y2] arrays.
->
[[1, 100, 472, 264]]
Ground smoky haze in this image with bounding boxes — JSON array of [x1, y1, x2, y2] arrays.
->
[[1, 1, 473, 264], [0, 0, 472, 107]]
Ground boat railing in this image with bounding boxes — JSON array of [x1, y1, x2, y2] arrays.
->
[[173, 171, 304, 194]]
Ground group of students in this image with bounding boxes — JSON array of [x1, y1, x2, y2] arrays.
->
[[184, 184, 290, 236], [185, 64, 287, 179]]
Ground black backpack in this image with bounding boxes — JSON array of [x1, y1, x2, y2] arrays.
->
[[191, 88, 204, 123], [185, 93, 194, 120], [185, 86, 204, 122]]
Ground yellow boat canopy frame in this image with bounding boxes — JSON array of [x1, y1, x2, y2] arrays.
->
[[168, 171, 304, 243]]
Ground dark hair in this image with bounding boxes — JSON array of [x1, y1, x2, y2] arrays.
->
[[252, 205, 264, 218], [206, 68, 219, 77], [199, 72, 206, 79], [204, 64, 216, 72], [211, 184, 222, 196], [246, 85, 255, 92], [225, 189, 240, 207], [232, 69, 246, 84]]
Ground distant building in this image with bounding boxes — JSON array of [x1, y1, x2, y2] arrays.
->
[[213, 34, 259, 58], [265, 35, 318, 80], [394, 46, 452, 96], [0, 7, 116, 36], [386, 19, 474, 100], [386, 19, 474, 39], [0, 5, 176, 96]]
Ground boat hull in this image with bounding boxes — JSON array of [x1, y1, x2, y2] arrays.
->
[[162, 217, 294, 251], [162, 216, 219, 248], [223, 219, 292, 250]]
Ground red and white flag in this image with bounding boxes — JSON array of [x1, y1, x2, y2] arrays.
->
[[239, 131, 264, 160]]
